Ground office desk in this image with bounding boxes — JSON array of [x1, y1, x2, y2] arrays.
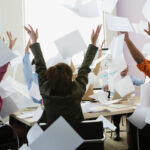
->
[[10, 97, 140, 127]]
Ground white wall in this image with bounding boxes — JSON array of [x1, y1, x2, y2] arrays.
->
[[0, 0, 25, 82]]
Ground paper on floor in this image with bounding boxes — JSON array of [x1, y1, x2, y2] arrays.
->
[[127, 107, 149, 129], [27, 123, 43, 145], [55, 30, 87, 59], [30, 116, 84, 150], [0, 39, 17, 67], [102, 0, 118, 14], [106, 15, 133, 32], [96, 115, 116, 131]]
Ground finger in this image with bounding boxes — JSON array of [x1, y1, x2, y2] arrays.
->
[[28, 24, 34, 32], [144, 29, 149, 34], [36, 28, 38, 38], [24, 26, 31, 33], [91, 29, 95, 38], [101, 40, 105, 48], [95, 25, 101, 35], [148, 22, 150, 29]]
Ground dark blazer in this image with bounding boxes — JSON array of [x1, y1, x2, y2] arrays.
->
[[30, 43, 98, 125]]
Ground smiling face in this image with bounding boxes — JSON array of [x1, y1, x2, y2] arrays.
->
[[120, 67, 128, 77]]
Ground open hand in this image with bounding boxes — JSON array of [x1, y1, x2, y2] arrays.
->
[[6, 32, 17, 50], [24, 25, 38, 44], [91, 25, 102, 46], [144, 22, 150, 36]]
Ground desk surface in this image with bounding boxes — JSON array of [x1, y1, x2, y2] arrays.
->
[[10, 97, 140, 127]]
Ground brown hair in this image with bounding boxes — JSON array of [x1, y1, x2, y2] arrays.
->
[[46, 63, 73, 96]]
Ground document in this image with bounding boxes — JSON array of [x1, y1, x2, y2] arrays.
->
[[142, 0, 150, 22], [110, 34, 127, 72], [30, 116, 84, 150], [145, 109, 150, 124], [65, 0, 99, 17], [96, 115, 116, 131], [115, 76, 135, 97], [140, 83, 150, 107], [10, 50, 23, 67], [32, 107, 43, 122], [127, 107, 149, 129], [81, 101, 93, 113], [102, 0, 118, 14], [0, 39, 17, 67], [27, 123, 44, 145], [106, 15, 133, 32], [29, 82, 42, 101], [55, 30, 87, 59], [142, 43, 150, 54]]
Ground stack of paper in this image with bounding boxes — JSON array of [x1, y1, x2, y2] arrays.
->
[[106, 15, 133, 32], [0, 39, 17, 67], [29, 117, 84, 150], [55, 30, 87, 59]]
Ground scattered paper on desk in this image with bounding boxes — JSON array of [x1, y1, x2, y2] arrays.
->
[[106, 15, 133, 32], [127, 107, 149, 129], [140, 83, 150, 107], [30, 116, 83, 150], [29, 82, 42, 101], [32, 107, 43, 122], [102, 0, 118, 13], [96, 115, 116, 131], [55, 30, 87, 59], [65, 0, 99, 17], [110, 34, 127, 72], [0, 39, 17, 67], [115, 76, 135, 97], [142, 43, 150, 54], [142, 0, 150, 22], [10, 50, 23, 67], [19, 144, 31, 150], [27, 123, 44, 145]]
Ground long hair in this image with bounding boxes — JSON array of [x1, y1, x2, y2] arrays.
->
[[46, 63, 73, 96]]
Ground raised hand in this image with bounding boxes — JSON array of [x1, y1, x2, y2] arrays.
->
[[6, 32, 17, 50], [24, 25, 38, 44], [91, 25, 102, 46], [25, 39, 31, 54], [144, 22, 150, 36]]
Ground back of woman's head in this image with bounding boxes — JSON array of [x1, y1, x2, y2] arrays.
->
[[46, 63, 73, 96]]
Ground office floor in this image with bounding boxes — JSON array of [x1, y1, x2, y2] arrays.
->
[[104, 116, 128, 150]]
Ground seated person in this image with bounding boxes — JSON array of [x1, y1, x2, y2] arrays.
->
[[23, 39, 42, 104], [103, 67, 144, 141], [24, 24, 101, 125], [121, 23, 150, 77]]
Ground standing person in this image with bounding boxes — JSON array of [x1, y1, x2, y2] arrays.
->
[[23, 39, 42, 104], [24, 24, 101, 125]]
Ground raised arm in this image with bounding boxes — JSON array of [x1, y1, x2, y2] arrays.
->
[[75, 25, 101, 90], [122, 32, 145, 64], [24, 25, 48, 91]]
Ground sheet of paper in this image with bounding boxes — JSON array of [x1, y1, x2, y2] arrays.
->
[[127, 107, 149, 129], [140, 83, 150, 107], [65, 0, 99, 17], [29, 82, 42, 101], [0, 39, 17, 67], [145, 109, 150, 124], [110, 34, 127, 72], [115, 76, 135, 97], [102, 0, 118, 13], [30, 116, 84, 150], [142, 43, 150, 54], [81, 101, 93, 113], [18, 112, 34, 119], [0, 96, 19, 118], [32, 107, 43, 122], [19, 144, 31, 150], [10, 50, 23, 67], [96, 115, 116, 131], [142, 0, 150, 22], [106, 15, 133, 32], [55, 30, 87, 59], [27, 123, 44, 145]]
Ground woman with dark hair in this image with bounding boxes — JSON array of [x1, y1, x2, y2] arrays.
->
[[24, 24, 101, 125]]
